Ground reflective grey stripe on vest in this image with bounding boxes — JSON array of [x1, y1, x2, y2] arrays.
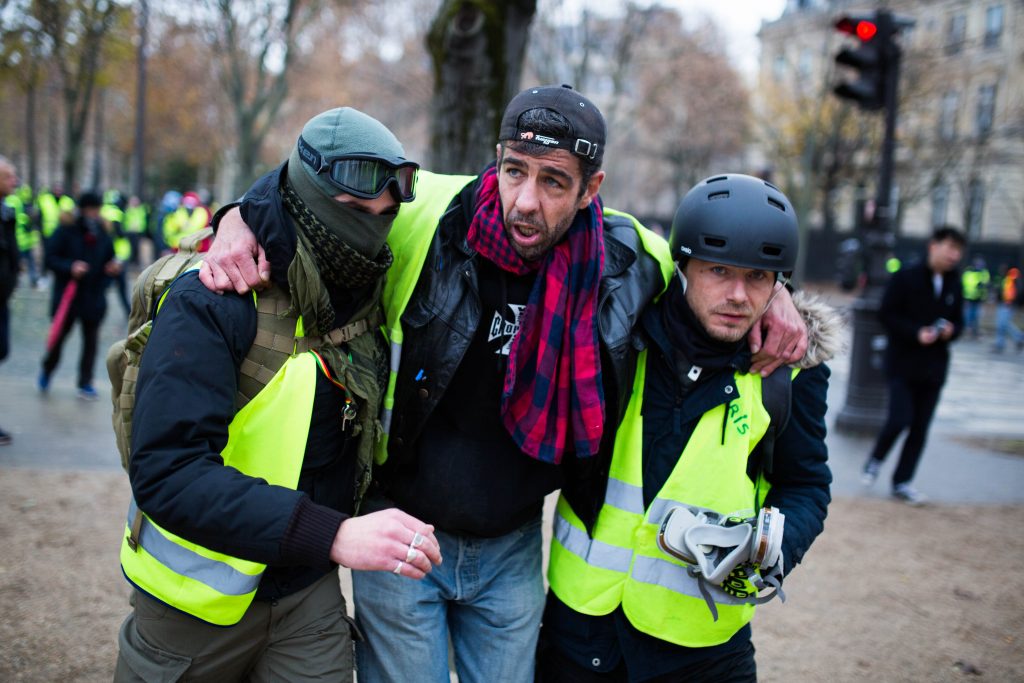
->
[[556, 502, 750, 607], [630, 555, 749, 605], [554, 513, 633, 574], [381, 339, 403, 435], [603, 478, 644, 514], [127, 499, 262, 596]]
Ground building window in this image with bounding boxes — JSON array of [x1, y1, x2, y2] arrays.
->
[[967, 178, 984, 238], [976, 84, 996, 137], [945, 14, 966, 54], [984, 5, 1004, 47], [773, 54, 786, 82], [939, 91, 958, 140], [798, 48, 813, 79], [931, 184, 949, 228]]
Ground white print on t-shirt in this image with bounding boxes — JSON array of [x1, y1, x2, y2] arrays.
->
[[488, 304, 526, 356]]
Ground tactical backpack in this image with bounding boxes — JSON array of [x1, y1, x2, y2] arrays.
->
[[105, 228, 384, 509], [106, 229, 213, 470]]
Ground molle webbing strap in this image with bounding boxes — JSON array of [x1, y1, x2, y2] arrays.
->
[[325, 310, 383, 345], [235, 286, 383, 409], [236, 286, 303, 409]]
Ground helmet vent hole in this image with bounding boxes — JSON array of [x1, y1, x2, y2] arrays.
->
[[702, 236, 727, 249], [767, 197, 786, 212], [706, 175, 729, 184], [762, 245, 783, 259], [708, 191, 730, 201]]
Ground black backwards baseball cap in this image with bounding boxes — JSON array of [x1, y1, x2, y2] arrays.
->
[[498, 84, 606, 165]]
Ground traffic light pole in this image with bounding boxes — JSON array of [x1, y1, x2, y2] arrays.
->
[[836, 10, 902, 433]]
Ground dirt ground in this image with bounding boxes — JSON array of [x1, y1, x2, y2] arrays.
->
[[1, 468, 1022, 682]]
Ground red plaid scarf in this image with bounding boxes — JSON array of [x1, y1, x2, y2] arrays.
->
[[466, 166, 606, 464]]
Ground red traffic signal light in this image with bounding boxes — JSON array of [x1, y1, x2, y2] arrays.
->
[[836, 17, 878, 42], [833, 12, 887, 111]]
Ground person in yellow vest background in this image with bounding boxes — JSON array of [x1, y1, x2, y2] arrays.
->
[[961, 255, 991, 339], [5, 181, 38, 287], [161, 190, 211, 253], [539, 174, 841, 682], [101, 190, 131, 317], [122, 195, 150, 267], [992, 265, 1024, 353], [113, 107, 442, 682]]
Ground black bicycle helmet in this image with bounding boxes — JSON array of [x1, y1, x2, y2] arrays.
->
[[669, 174, 798, 273]]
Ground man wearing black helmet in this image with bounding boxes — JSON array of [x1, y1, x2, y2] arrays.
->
[[197, 89, 812, 682], [539, 174, 841, 682]]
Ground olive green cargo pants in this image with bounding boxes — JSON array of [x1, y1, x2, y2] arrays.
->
[[115, 571, 358, 682]]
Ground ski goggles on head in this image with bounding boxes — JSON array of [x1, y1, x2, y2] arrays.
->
[[297, 135, 419, 203]]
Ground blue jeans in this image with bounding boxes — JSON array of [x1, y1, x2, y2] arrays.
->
[[353, 512, 545, 683], [994, 303, 1023, 350], [963, 299, 982, 336]]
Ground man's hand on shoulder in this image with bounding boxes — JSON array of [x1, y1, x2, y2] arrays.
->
[[198, 207, 270, 295], [749, 285, 808, 376]]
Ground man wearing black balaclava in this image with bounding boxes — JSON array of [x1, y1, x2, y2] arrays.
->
[[115, 108, 442, 682]]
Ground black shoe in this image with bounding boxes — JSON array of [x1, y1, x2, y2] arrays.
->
[[0, 428, 11, 445]]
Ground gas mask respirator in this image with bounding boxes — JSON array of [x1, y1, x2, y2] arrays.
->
[[657, 505, 786, 620]]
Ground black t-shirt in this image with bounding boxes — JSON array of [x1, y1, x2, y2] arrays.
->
[[388, 258, 565, 537]]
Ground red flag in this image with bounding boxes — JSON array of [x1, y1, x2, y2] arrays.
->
[[46, 280, 78, 353]]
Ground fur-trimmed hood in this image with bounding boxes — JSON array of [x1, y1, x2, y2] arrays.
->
[[792, 289, 847, 368]]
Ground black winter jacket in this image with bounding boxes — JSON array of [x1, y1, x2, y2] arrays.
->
[[0, 200, 17, 304], [879, 261, 963, 384], [130, 166, 366, 602]]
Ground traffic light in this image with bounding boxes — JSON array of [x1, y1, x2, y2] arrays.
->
[[833, 13, 887, 111]]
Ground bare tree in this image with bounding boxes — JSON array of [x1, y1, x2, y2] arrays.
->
[[24, 0, 125, 190], [526, 5, 749, 218], [0, 12, 47, 189], [201, 0, 327, 196], [426, 0, 538, 174]]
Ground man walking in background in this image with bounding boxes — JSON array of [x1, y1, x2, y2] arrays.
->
[[862, 226, 965, 505], [39, 192, 120, 400]]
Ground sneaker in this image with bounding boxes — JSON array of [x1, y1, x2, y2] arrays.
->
[[77, 385, 99, 401], [892, 483, 928, 506], [861, 459, 881, 487], [37, 371, 50, 393], [0, 428, 11, 446]]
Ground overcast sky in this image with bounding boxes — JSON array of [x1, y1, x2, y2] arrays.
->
[[550, 0, 788, 79], [664, 0, 787, 76]]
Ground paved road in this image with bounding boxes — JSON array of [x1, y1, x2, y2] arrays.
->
[[2, 278, 1023, 503]]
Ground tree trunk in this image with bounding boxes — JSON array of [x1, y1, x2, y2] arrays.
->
[[91, 89, 105, 191], [234, 118, 261, 199], [24, 80, 38, 191], [132, 0, 149, 201], [426, 0, 537, 174]]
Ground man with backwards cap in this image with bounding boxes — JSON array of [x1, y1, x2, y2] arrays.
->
[[200, 86, 811, 682], [114, 108, 442, 682], [539, 175, 839, 682]]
